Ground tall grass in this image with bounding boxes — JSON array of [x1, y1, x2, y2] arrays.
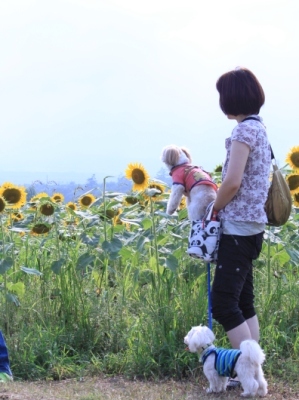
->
[[0, 181, 298, 382]]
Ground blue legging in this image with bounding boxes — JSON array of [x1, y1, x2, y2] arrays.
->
[[0, 331, 12, 376]]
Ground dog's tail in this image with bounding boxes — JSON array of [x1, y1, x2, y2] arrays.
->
[[240, 340, 266, 365]]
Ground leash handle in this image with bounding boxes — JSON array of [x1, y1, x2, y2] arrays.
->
[[207, 262, 212, 330]]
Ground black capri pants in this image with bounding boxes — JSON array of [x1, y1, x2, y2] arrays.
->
[[211, 232, 264, 332]]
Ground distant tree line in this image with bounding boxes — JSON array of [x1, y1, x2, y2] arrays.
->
[[25, 168, 172, 202]]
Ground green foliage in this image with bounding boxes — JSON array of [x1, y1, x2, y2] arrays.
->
[[0, 186, 298, 383]]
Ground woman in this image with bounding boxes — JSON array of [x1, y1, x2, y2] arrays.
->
[[211, 67, 271, 387]]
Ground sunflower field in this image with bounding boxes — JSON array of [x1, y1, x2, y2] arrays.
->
[[0, 148, 299, 382]]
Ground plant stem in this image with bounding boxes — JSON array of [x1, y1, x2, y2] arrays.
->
[[267, 226, 271, 294]]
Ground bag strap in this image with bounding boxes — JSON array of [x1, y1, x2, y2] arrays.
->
[[241, 116, 274, 160]]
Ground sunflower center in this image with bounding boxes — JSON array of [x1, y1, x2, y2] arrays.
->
[[0, 198, 6, 213], [3, 188, 21, 204], [290, 152, 299, 169], [132, 169, 146, 184], [81, 196, 92, 206], [40, 203, 55, 216], [288, 175, 299, 190], [125, 196, 138, 205], [32, 224, 50, 234]]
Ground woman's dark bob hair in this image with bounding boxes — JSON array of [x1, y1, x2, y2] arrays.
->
[[216, 67, 265, 116]]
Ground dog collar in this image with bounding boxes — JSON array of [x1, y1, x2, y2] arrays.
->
[[201, 343, 213, 352], [200, 344, 215, 362], [169, 162, 189, 176]]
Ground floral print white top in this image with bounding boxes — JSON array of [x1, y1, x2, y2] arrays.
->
[[221, 115, 272, 224]]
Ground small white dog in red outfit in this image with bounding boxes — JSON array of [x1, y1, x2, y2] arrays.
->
[[161, 145, 217, 220]]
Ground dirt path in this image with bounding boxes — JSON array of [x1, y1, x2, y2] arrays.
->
[[0, 376, 298, 400]]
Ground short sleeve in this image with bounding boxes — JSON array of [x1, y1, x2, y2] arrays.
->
[[231, 123, 258, 150]]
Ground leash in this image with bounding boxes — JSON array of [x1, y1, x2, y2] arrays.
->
[[207, 262, 213, 330]]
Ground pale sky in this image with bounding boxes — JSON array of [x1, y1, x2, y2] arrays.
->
[[0, 0, 298, 185]]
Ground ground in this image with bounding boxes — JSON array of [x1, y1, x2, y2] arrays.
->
[[0, 375, 298, 400]]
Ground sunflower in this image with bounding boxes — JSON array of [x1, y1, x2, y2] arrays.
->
[[0, 196, 6, 213], [30, 192, 49, 203], [51, 193, 64, 203], [124, 195, 139, 206], [214, 164, 223, 173], [286, 146, 299, 171], [40, 202, 55, 216], [294, 193, 299, 207], [66, 202, 77, 211], [104, 209, 117, 219], [30, 223, 51, 236], [78, 194, 96, 208], [145, 182, 165, 201], [286, 174, 299, 194], [178, 197, 187, 211], [7, 211, 25, 227], [63, 219, 78, 227], [11, 212, 24, 221], [112, 215, 123, 226], [112, 215, 130, 230], [101, 207, 122, 221], [29, 192, 50, 209], [0, 182, 26, 209], [125, 163, 150, 191]]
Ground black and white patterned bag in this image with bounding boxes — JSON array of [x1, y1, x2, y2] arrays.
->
[[186, 203, 222, 263]]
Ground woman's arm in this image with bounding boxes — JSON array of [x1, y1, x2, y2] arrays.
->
[[213, 141, 250, 212]]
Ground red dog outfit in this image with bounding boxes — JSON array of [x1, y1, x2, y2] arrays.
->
[[170, 163, 217, 193]]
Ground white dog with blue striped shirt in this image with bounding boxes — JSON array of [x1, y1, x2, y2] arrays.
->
[[184, 325, 268, 397]]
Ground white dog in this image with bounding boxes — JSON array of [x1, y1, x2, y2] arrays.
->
[[184, 325, 268, 397], [161, 145, 217, 221]]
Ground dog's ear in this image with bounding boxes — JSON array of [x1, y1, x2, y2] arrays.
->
[[181, 147, 192, 163], [161, 145, 180, 166], [187, 327, 203, 353], [202, 326, 215, 343]]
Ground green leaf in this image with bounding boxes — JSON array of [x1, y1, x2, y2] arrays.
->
[[136, 236, 150, 252], [165, 254, 179, 272], [154, 211, 173, 218], [76, 253, 96, 271], [138, 270, 153, 286], [146, 188, 161, 197], [287, 249, 299, 264], [178, 208, 188, 220], [20, 266, 43, 276], [9, 227, 30, 233], [119, 247, 134, 261], [7, 282, 25, 297], [6, 293, 20, 306], [102, 238, 122, 253], [120, 218, 141, 227], [110, 238, 123, 252], [3, 244, 13, 253], [80, 233, 100, 247], [51, 259, 66, 275], [108, 252, 119, 260], [141, 218, 152, 230], [0, 257, 13, 274], [273, 249, 290, 265]]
